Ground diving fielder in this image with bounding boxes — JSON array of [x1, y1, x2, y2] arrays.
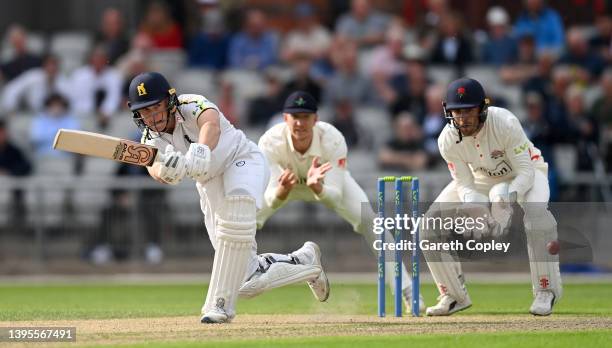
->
[[127, 73, 329, 324], [423, 78, 561, 316], [257, 91, 425, 312]]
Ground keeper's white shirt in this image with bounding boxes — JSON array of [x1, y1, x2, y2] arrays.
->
[[438, 106, 548, 202]]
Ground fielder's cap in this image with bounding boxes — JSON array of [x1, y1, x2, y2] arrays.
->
[[283, 91, 318, 114], [128, 72, 175, 111], [445, 77, 486, 110]]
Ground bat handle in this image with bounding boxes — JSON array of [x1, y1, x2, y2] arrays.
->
[[154, 151, 166, 164]]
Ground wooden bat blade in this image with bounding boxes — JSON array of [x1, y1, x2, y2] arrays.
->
[[53, 129, 161, 167]]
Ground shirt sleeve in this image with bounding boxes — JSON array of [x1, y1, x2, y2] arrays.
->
[[504, 116, 535, 199], [314, 134, 347, 205], [258, 136, 285, 209], [438, 134, 486, 203]]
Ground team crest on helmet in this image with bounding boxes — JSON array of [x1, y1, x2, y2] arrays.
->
[[137, 83, 147, 96], [457, 87, 466, 98]]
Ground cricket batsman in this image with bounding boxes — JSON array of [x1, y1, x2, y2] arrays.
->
[[256, 91, 425, 312], [423, 77, 562, 316], [127, 72, 329, 324]]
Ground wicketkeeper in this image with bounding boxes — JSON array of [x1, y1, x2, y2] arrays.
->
[[423, 78, 562, 316]]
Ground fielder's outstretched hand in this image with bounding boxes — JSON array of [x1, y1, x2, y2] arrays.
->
[[276, 168, 298, 200], [307, 157, 332, 195]]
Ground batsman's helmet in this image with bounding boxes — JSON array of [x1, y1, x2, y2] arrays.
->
[[127, 72, 178, 132]]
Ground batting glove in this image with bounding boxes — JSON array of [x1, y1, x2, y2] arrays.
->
[[185, 143, 211, 181], [159, 145, 187, 185]]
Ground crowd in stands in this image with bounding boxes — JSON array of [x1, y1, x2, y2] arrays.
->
[[0, 0, 611, 261]]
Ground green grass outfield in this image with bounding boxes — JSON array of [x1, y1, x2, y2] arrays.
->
[[0, 282, 611, 347]]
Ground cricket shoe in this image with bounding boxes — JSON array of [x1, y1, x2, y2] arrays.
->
[[530, 290, 555, 316], [201, 299, 233, 324], [403, 287, 426, 314], [302, 241, 330, 302], [425, 294, 472, 316]]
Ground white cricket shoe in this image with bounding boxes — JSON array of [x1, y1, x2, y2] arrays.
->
[[201, 308, 231, 324], [303, 241, 330, 302], [403, 287, 426, 314], [426, 294, 472, 316], [201, 298, 232, 324], [530, 291, 555, 316]]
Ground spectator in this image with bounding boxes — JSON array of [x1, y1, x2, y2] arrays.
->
[[281, 3, 331, 63], [522, 51, 557, 101], [499, 33, 539, 85], [417, 0, 452, 53], [228, 8, 279, 71], [68, 45, 123, 129], [378, 112, 428, 171], [481, 6, 518, 66], [545, 66, 573, 142], [188, 1, 230, 70], [30, 93, 79, 158], [279, 54, 322, 104], [335, 0, 390, 48], [374, 59, 428, 119], [589, 15, 612, 63], [565, 85, 599, 171], [324, 38, 374, 106], [559, 27, 606, 82], [95, 8, 129, 65], [138, 1, 184, 50], [430, 12, 473, 66], [116, 33, 153, 102], [0, 25, 42, 82], [422, 85, 446, 161], [331, 98, 361, 148], [591, 69, 612, 169], [522, 92, 558, 200], [0, 119, 32, 228], [514, 0, 564, 54], [591, 69, 612, 139], [247, 71, 283, 126], [218, 79, 238, 125], [1, 55, 71, 113], [368, 22, 406, 79]]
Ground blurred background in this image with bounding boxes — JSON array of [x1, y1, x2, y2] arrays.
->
[[0, 0, 610, 275]]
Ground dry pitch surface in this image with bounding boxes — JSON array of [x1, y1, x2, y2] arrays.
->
[[3, 314, 611, 347]]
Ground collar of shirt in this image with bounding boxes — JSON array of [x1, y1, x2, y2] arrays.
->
[[285, 125, 322, 159]]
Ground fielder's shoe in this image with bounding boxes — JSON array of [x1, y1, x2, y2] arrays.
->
[[403, 287, 426, 314], [201, 299, 232, 324], [425, 294, 472, 316], [530, 290, 555, 316], [302, 241, 330, 302]]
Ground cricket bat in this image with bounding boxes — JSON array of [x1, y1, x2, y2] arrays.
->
[[53, 129, 163, 166]]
